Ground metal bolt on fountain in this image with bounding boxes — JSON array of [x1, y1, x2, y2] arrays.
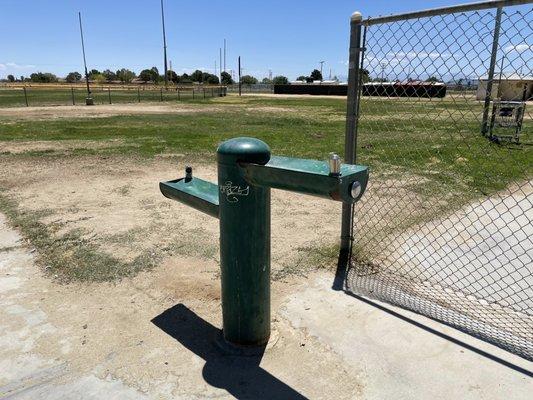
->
[[160, 137, 368, 349]]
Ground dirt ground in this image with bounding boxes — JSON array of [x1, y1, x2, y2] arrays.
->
[[0, 132, 354, 398], [0, 155, 341, 279]]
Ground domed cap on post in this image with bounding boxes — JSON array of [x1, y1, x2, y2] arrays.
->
[[217, 137, 271, 166], [351, 11, 362, 22]]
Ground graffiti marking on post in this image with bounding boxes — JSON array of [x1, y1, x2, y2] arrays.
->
[[220, 181, 250, 203]]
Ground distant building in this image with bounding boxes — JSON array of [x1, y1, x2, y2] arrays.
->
[[476, 73, 533, 101]]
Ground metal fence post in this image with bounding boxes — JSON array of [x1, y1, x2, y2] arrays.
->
[[23, 87, 28, 107], [137, 87, 140, 103], [177, 88, 180, 101], [340, 11, 364, 254], [160, 88, 163, 101], [108, 87, 112, 104], [71, 87, 75, 105], [481, 6, 503, 136]]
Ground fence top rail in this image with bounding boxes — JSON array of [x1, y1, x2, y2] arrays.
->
[[361, 0, 532, 25]]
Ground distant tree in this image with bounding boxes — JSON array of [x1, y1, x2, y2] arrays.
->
[[240, 75, 258, 85], [221, 71, 234, 85], [7, 74, 15, 82], [261, 77, 272, 84], [201, 71, 212, 83], [92, 73, 107, 84], [272, 75, 289, 85], [204, 74, 220, 84], [166, 70, 178, 83], [30, 72, 58, 83], [20, 76, 25, 82], [102, 69, 117, 82], [65, 71, 82, 83], [296, 75, 307, 81], [139, 69, 153, 82], [190, 69, 203, 83], [116, 68, 136, 83], [179, 73, 192, 83], [425, 76, 439, 83], [310, 69, 323, 82], [150, 67, 160, 82], [89, 69, 100, 78]]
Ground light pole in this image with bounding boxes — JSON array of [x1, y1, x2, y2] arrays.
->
[[78, 12, 93, 105], [161, 0, 168, 89], [238, 56, 242, 96], [319, 61, 325, 81]]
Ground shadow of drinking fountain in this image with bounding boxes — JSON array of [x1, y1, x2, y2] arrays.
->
[[151, 304, 308, 399]]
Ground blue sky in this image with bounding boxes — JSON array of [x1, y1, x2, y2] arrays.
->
[[0, 0, 460, 80]]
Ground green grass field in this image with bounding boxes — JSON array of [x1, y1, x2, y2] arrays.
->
[[1, 94, 531, 196], [0, 93, 531, 282]]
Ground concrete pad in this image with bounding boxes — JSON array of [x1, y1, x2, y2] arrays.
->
[[281, 277, 532, 400]]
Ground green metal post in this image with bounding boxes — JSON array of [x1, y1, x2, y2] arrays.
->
[[217, 138, 272, 346], [160, 137, 368, 349]]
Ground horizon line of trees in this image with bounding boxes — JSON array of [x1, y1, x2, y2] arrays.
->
[[3, 68, 291, 86]]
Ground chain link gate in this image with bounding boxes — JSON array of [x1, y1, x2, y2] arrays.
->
[[344, 0, 533, 360]]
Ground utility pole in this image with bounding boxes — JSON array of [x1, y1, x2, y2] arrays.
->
[[219, 48, 222, 83], [269, 69, 272, 81], [223, 39, 226, 72], [238, 56, 242, 96], [161, 0, 168, 89], [319, 61, 325, 81], [78, 12, 93, 105]]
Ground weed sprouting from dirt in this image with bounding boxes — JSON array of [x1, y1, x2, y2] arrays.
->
[[273, 242, 340, 280], [0, 190, 160, 283]]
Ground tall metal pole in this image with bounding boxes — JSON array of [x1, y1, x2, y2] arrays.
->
[[224, 39, 227, 72], [161, 0, 168, 89], [481, 6, 503, 136], [238, 56, 242, 96], [319, 61, 325, 81], [219, 48, 222, 83], [78, 12, 92, 103], [340, 12, 363, 254]]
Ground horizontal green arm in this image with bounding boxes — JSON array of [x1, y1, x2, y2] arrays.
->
[[242, 156, 368, 203], [160, 177, 219, 218]]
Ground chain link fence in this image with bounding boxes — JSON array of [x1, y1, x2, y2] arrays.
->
[[0, 85, 226, 108], [346, 0, 532, 360]]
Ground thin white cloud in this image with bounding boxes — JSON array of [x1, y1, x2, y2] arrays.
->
[[0, 62, 36, 71], [504, 44, 532, 53]]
